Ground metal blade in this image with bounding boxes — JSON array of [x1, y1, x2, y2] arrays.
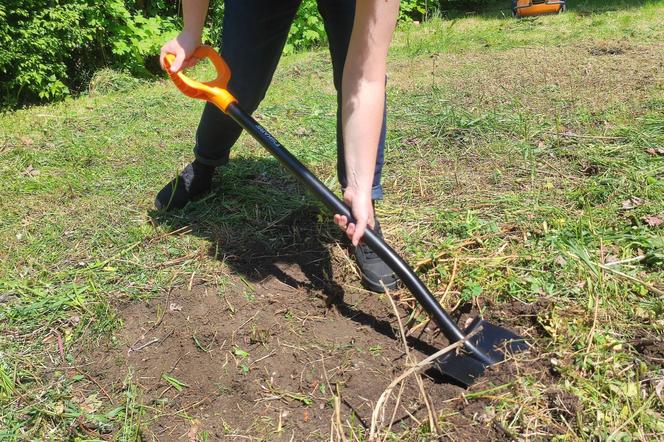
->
[[431, 318, 529, 386]]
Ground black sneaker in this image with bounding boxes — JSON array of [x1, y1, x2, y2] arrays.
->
[[155, 160, 215, 211], [352, 218, 399, 293]]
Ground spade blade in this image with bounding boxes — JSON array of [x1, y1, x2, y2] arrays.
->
[[431, 317, 530, 386]]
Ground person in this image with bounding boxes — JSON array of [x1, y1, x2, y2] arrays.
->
[[158, 0, 400, 292]]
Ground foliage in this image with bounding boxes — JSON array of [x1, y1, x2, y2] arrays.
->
[[127, 0, 179, 17], [0, 0, 436, 107], [400, 0, 429, 21], [285, 0, 432, 54], [285, 0, 327, 54], [206, 0, 225, 46], [0, 0, 176, 107]]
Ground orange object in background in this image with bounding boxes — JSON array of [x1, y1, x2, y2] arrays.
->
[[513, 0, 566, 17]]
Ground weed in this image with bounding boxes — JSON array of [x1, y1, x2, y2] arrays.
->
[[161, 374, 189, 392]]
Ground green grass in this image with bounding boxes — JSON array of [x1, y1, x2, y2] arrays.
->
[[1, 2, 663, 440]]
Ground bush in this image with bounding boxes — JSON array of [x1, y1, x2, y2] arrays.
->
[[284, 0, 431, 54], [0, 0, 438, 108], [400, 0, 429, 21], [0, 0, 176, 107], [284, 0, 327, 54]]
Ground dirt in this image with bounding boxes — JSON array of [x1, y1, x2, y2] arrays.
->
[[75, 238, 567, 441], [81, 275, 461, 440], [588, 44, 626, 56], [630, 331, 664, 366]]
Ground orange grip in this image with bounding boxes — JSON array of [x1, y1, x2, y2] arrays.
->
[[164, 45, 237, 113]]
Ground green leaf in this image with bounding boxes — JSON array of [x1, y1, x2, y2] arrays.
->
[[233, 347, 249, 358], [161, 374, 189, 391]]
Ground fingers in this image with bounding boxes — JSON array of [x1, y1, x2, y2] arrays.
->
[[351, 218, 367, 246], [169, 48, 186, 73], [334, 214, 367, 246], [334, 214, 354, 238], [159, 44, 181, 72], [334, 214, 348, 231], [160, 49, 199, 74], [181, 56, 200, 70], [160, 31, 203, 74], [346, 222, 356, 239], [336, 188, 374, 244]]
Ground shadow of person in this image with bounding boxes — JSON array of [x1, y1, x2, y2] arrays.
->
[[150, 156, 345, 301], [149, 156, 443, 358]]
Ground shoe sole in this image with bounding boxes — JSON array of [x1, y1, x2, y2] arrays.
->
[[361, 274, 399, 293]]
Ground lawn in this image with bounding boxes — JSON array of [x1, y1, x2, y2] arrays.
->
[[1, 1, 663, 440]]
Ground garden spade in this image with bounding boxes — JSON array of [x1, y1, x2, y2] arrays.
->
[[163, 46, 529, 386]]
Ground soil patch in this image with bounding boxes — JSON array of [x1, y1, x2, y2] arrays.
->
[[589, 45, 626, 56], [77, 259, 556, 440], [631, 331, 664, 366]]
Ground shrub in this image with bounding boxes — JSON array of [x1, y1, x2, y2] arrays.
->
[[0, 0, 176, 107], [285, 0, 327, 54], [284, 0, 432, 54], [0, 0, 438, 108], [400, 0, 429, 21]]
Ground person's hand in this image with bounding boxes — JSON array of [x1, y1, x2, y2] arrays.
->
[[159, 31, 202, 73], [334, 187, 374, 246]]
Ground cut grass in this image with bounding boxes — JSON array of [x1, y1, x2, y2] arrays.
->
[[1, 2, 663, 440]]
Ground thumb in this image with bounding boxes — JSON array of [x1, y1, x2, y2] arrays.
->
[[170, 48, 186, 73]]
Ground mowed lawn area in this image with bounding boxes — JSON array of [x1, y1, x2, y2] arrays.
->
[[1, 1, 662, 440]]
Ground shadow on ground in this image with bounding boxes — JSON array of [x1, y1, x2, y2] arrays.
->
[[149, 156, 447, 357], [81, 157, 534, 440]]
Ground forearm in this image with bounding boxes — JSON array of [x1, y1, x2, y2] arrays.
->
[[341, 0, 399, 195], [182, 0, 210, 39], [342, 76, 384, 194]]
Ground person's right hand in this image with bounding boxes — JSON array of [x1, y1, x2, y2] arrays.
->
[[159, 31, 202, 73]]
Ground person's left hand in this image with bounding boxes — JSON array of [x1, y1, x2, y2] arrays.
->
[[334, 187, 374, 246]]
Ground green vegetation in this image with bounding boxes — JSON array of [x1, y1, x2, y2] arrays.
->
[[0, 0, 178, 106], [0, 0, 433, 108], [1, 2, 663, 440]]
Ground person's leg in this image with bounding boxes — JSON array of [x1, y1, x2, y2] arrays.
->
[[316, 0, 386, 202], [156, 0, 301, 210], [317, 0, 395, 293]]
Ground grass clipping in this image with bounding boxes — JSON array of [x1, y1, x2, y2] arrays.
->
[[367, 285, 480, 441]]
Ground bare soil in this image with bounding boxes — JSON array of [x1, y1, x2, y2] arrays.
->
[[77, 234, 563, 440]]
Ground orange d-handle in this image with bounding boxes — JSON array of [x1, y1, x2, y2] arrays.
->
[[164, 45, 237, 113]]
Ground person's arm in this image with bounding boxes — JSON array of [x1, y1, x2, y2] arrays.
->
[[333, 0, 400, 246], [159, 0, 210, 73]]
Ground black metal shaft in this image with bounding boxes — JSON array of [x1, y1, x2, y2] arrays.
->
[[226, 103, 494, 365]]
